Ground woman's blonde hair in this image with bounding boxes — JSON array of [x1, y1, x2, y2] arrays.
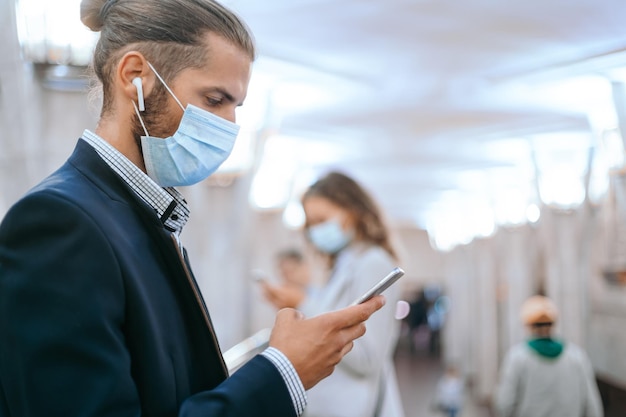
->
[[80, 0, 255, 113], [302, 171, 397, 260]]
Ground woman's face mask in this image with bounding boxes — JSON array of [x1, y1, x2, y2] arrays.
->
[[133, 62, 240, 187], [307, 218, 354, 254]]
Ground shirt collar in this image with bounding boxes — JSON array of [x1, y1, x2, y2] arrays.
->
[[81, 129, 190, 234]]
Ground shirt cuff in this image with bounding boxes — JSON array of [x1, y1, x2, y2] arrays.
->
[[261, 347, 307, 416]]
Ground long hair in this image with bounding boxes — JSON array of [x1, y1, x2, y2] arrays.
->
[[302, 171, 397, 260]]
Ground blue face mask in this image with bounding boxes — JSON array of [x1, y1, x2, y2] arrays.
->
[[308, 218, 353, 254], [134, 63, 240, 187]]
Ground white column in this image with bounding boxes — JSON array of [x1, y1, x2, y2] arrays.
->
[[470, 238, 499, 401], [442, 246, 474, 378], [496, 225, 536, 352], [442, 239, 499, 402], [586, 175, 626, 385], [540, 208, 588, 347]]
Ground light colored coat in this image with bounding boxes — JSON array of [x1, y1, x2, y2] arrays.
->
[[299, 243, 405, 417], [495, 342, 604, 417]]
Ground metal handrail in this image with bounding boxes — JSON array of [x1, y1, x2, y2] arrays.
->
[[223, 328, 272, 374]]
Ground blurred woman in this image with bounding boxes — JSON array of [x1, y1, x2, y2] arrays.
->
[[262, 171, 405, 417]]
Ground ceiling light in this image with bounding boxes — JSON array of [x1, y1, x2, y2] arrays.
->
[[525, 204, 541, 224]]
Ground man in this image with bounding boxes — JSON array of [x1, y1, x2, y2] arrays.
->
[[495, 295, 603, 417], [0, 1, 384, 416]]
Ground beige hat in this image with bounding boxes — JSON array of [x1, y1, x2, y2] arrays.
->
[[520, 295, 558, 325]]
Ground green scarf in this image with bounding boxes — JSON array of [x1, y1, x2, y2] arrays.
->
[[527, 338, 564, 359]]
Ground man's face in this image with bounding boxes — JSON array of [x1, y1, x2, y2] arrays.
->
[[139, 32, 252, 139]]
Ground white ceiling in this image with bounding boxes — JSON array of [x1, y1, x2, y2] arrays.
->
[[227, 0, 626, 228]]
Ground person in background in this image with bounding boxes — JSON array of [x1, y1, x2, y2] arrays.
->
[[495, 295, 603, 417], [276, 248, 311, 290], [0, 1, 386, 416], [405, 288, 428, 353], [261, 248, 315, 313], [262, 171, 405, 417], [435, 365, 464, 417], [426, 295, 445, 357]]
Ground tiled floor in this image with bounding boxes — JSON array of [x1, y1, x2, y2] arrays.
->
[[394, 339, 492, 417]]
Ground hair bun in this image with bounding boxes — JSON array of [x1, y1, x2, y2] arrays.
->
[[80, 0, 110, 32]]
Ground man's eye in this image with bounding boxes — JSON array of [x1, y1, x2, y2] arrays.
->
[[207, 97, 223, 106]]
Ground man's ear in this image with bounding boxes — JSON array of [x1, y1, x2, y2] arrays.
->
[[116, 51, 157, 106]]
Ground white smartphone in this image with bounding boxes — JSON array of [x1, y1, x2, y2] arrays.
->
[[350, 267, 405, 306], [250, 269, 269, 283]]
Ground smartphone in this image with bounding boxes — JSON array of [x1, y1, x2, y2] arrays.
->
[[350, 267, 405, 306], [250, 269, 268, 283]]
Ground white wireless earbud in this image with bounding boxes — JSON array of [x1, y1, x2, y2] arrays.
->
[[132, 77, 145, 111]]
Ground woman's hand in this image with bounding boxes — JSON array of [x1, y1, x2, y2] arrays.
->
[[261, 281, 306, 309]]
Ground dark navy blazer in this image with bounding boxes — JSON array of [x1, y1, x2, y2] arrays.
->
[[0, 140, 295, 417]]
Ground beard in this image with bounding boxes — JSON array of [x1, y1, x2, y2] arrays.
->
[[130, 83, 182, 150]]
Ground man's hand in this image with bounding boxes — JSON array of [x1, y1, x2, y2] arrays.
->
[[268, 295, 385, 390]]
